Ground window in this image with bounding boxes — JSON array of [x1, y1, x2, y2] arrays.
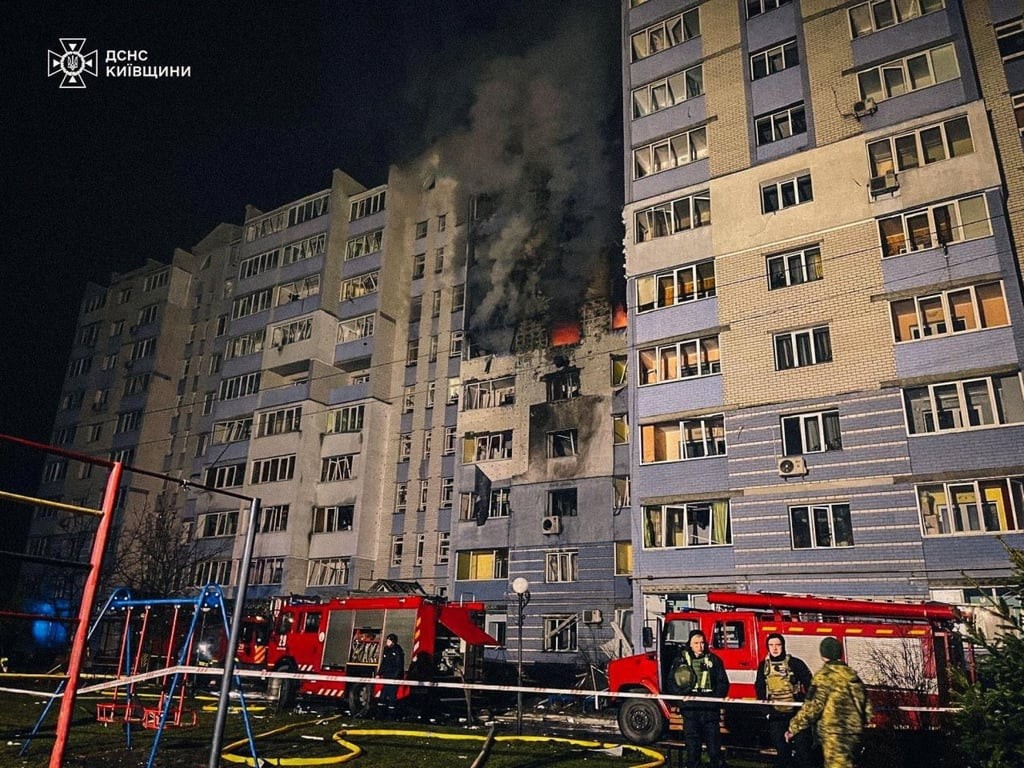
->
[[349, 190, 386, 221], [632, 65, 704, 119], [547, 429, 579, 458], [116, 410, 142, 433], [423, 431, 432, 458], [447, 377, 460, 405], [406, 338, 419, 364], [755, 102, 806, 146], [635, 259, 716, 311], [286, 192, 330, 226], [251, 455, 296, 484], [878, 194, 991, 257], [128, 337, 156, 361], [891, 281, 1009, 342], [546, 551, 578, 582], [747, 0, 791, 18], [904, 374, 1024, 434], [543, 616, 578, 652], [337, 313, 375, 342], [640, 415, 726, 462], [275, 275, 320, 306], [412, 253, 426, 280], [462, 430, 513, 463], [455, 549, 509, 580], [774, 327, 832, 370], [194, 560, 233, 587], [206, 463, 245, 488], [633, 127, 708, 179], [414, 533, 426, 567], [611, 355, 628, 388], [391, 536, 404, 567], [307, 557, 349, 587], [84, 292, 106, 312], [615, 541, 633, 575], [142, 270, 168, 292], [762, 173, 813, 213], [450, 330, 464, 357], [463, 377, 516, 409], [68, 357, 92, 377], [750, 39, 798, 80], [438, 213, 447, 232], [42, 460, 67, 483], [635, 191, 712, 240], [546, 370, 580, 401], [249, 557, 285, 585], [109, 447, 135, 465], [549, 488, 578, 517], [399, 433, 412, 461], [613, 414, 630, 444], [638, 335, 720, 385], [437, 533, 450, 565], [490, 488, 511, 518], [790, 504, 854, 548], [434, 247, 445, 273], [643, 501, 732, 547], [219, 372, 260, 401], [858, 44, 959, 104], [232, 288, 272, 319], [345, 229, 383, 260], [996, 18, 1024, 62], [312, 504, 354, 533], [320, 454, 355, 482], [867, 116, 974, 178], [123, 372, 149, 395], [782, 410, 842, 454], [630, 9, 700, 61], [60, 390, 84, 411], [225, 329, 266, 359], [429, 290, 442, 317], [917, 477, 1024, 536], [443, 426, 457, 455], [239, 248, 279, 279], [414, 220, 428, 239], [426, 381, 436, 409], [340, 270, 380, 299], [848, 0, 944, 37], [428, 335, 439, 362], [257, 406, 302, 437], [767, 246, 822, 289], [452, 284, 466, 312], [86, 424, 102, 443], [326, 404, 364, 433], [440, 477, 454, 508], [199, 510, 239, 538], [395, 483, 407, 513], [213, 417, 252, 444], [258, 504, 290, 533], [1013, 93, 1024, 139], [614, 476, 631, 510]]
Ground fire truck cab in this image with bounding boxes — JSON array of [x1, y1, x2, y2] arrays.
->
[[265, 593, 496, 711], [607, 591, 972, 745]]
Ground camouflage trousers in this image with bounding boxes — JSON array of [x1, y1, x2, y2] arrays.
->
[[820, 731, 860, 768]]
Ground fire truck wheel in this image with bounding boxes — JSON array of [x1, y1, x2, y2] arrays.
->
[[617, 697, 665, 745], [275, 661, 298, 710], [347, 683, 372, 717]]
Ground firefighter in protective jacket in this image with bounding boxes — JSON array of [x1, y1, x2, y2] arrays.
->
[[754, 633, 813, 768], [786, 636, 871, 768]]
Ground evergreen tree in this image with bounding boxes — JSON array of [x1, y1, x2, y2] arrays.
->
[[954, 541, 1024, 768]]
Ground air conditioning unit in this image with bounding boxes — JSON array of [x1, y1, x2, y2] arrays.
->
[[853, 97, 877, 118], [869, 170, 899, 196], [582, 609, 603, 625], [778, 456, 808, 477], [541, 515, 562, 535]]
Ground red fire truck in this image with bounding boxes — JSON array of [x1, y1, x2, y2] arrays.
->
[[607, 591, 973, 744], [264, 593, 496, 711]]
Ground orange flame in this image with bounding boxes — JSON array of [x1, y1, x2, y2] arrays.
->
[[549, 321, 581, 347]]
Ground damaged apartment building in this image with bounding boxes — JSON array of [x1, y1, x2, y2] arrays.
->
[[26, 164, 634, 671]]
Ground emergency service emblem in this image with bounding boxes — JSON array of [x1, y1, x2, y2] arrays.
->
[[47, 39, 98, 89]]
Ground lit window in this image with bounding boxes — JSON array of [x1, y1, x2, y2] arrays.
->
[[917, 478, 1024, 536]]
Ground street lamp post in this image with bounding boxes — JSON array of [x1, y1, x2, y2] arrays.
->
[[511, 577, 530, 736]]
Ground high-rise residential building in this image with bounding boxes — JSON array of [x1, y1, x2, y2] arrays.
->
[[24, 163, 630, 668], [621, 0, 1024, 626]]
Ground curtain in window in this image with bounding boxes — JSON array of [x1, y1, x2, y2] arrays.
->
[[711, 501, 730, 544]]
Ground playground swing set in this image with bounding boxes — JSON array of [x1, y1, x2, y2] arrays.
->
[[0, 433, 263, 768]]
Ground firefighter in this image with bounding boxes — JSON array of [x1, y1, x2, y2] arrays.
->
[[786, 637, 871, 768], [673, 629, 730, 768], [377, 633, 405, 717], [754, 633, 812, 768]]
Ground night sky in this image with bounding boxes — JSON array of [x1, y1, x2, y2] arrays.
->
[[0, 2, 622, 545]]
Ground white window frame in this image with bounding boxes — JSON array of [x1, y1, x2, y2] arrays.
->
[[755, 102, 807, 146], [463, 430, 514, 463], [790, 504, 854, 549], [239, 248, 279, 279], [320, 454, 355, 482], [996, 17, 1024, 63], [637, 335, 721, 385], [848, 0, 944, 38], [345, 229, 383, 260], [767, 246, 822, 289], [890, 281, 1008, 342], [225, 329, 266, 359], [271, 318, 313, 348], [633, 127, 708, 179], [250, 454, 296, 484], [746, 0, 791, 18], [232, 288, 272, 319], [219, 372, 260, 401], [781, 409, 842, 454], [326, 404, 364, 433], [545, 551, 579, 583], [307, 557, 350, 587], [212, 417, 252, 444], [258, 504, 290, 533], [437, 533, 450, 565], [630, 8, 700, 62], [903, 373, 1024, 434], [750, 39, 798, 81], [774, 326, 832, 370], [542, 615, 578, 652], [867, 116, 974, 178], [199, 510, 239, 539], [642, 501, 732, 548], [878, 194, 991, 257], [312, 504, 354, 533], [257, 406, 302, 437], [631, 65, 704, 119], [917, 477, 1024, 537], [640, 415, 726, 463], [634, 193, 711, 243], [281, 232, 326, 266], [349, 190, 386, 221], [207, 463, 246, 489], [337, 314, 375, 342], [762, 173, 813, 213], [340, 270, 380, 300], [857, 43, 959, 104]]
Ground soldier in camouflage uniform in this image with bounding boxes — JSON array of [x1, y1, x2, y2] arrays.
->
[[786, 637, 871, 768]]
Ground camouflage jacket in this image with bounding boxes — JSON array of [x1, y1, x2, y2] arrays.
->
[[788, 661, 871, 737]]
